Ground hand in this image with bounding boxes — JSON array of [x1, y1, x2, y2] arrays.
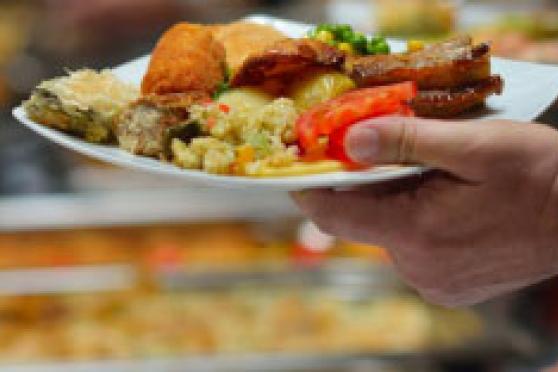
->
[[293, 117, 558, 306]]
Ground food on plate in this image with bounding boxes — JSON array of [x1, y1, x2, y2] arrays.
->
[[306, 23, 390, 56], [141, 23, 226, 96], [229, 38, 346, 88], [210, 22, 287, 73], [289, 70, 356, 111], [23, 69, 139, 143], [347, 36, 490, 90], [347, 35, 503, 118], [172, 94, 300, 175], [116, 92, 209, 157], [23, 21, 504, 177], [296, 82, 417, 163], [413, 75, 503, 118]]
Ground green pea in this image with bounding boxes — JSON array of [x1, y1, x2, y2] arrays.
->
[[374, 41, 390, 54], [339, 29, 353, 43], [316, 24, 334, 33], [307, 28, 318, 38], [370, 36, 384, 46], [334, 24, 352, 39], [351, 32, 368, 52], [365, 41, 377, 55]]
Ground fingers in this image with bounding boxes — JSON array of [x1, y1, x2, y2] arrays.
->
[[344, 116, 546, 182], [292, 186, 419, 247]]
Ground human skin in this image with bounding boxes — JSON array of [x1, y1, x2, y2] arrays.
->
[[293, 116, 558, 307]]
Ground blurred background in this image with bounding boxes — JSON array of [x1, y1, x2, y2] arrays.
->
[[0, 1, 558, 371]]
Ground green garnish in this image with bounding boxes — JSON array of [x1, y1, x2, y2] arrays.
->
[[213, 64, 231, 99], [213, 81, 230, 99], [308, 23, 390, 56]]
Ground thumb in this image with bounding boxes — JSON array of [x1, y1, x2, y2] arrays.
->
[[344, 116, 509, 181]]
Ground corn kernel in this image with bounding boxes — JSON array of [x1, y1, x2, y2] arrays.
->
[[236, 144, 255, 164], [338, 42, 355, 54], [316, 30, 334, 43], [407, 40, 425, 53]]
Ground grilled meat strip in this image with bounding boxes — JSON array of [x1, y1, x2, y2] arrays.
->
[[412, 75, 504, 118], [116, 92, 209, 157], [230, 39, 345, 88], [347, 36, 491, 90]]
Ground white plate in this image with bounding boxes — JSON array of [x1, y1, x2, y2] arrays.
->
[[12, 15, 558, 191]]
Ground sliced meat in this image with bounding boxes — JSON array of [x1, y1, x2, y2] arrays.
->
[[347, 36, 492, 90], [116, 92, 209, 157], [412, 75, 504, 118], [230, 38, 346, 88], [142, 23, 226, 95]]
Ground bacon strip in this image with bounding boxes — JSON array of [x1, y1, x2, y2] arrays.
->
[[347, 36, 492, 90], [412, 75, 504, 118]]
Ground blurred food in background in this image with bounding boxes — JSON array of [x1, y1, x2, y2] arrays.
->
[[470, 12, 558, 64], [374, 0, 457, 38], [0, 222, 487, 364], [0, 291, 483, 363]]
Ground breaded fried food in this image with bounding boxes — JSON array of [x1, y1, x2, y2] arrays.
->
[[116, 91, 209, 157], [211, 22, 287, 73], [347, 36, 491, 90], [230, 39, 346, 88], [24, 69, 138, 144], [142, 23, 226, 96]]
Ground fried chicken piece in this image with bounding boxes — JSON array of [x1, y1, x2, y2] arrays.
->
[[116, 91, 209, 157], [230, 38, 346, 88], [210, 22, 287, 73], [347, 36, 491, 90], [141, 23, 225, 96], [412, 75, 504, 118]]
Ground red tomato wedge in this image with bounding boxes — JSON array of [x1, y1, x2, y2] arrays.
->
[[296, 82, 417, 163]]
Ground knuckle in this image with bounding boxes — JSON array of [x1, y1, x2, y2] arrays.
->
[[420, 289, 462, 308]]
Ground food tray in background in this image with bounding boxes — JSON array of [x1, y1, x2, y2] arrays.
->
[[0, 260, 537, 372]]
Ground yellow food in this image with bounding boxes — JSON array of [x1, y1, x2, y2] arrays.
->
[[245, 160, 345, 177], [407, 39, 425, 52], [338, 42, 355, 55], [216, 87, 273, 112], [316, 30, 334, 43], [289, 71, 356, 111], [172, 98, 299, 175]]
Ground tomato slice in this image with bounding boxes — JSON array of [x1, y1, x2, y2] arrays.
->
[[296, 82, 417, 163]]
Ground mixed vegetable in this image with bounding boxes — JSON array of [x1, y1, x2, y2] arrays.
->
[[307, 23, 390, 55]]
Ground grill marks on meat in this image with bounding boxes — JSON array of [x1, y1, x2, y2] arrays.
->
[[230, 39, 346, 87], [412, 75, 504, 118], [347, 36, 492, 90], [116, 92, 209, 157]]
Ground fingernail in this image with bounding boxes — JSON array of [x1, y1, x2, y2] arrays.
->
[[345, 125, 380, 165]]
